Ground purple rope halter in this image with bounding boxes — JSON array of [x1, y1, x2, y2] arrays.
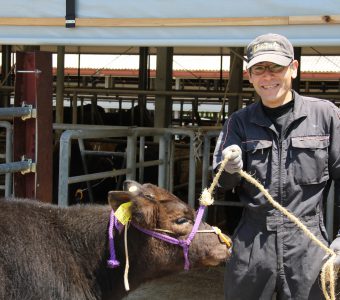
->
[[107, 210, 123, 268], [107, 205, 206, 270]]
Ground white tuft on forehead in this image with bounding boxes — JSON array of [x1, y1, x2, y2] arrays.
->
[[128, 185, 138, 192]]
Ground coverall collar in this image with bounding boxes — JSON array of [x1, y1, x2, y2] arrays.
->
[[250, 90, 307, 128]]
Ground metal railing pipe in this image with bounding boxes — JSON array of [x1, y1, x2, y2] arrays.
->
[[0, 121, 13, 196], [68, 168, 130, 184], [0, 106, 34, 119], [0, 161, 32, 174]]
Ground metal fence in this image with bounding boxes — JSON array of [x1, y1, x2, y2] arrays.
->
[[56, 125, 211, 207], [0, 106, 38, 197]]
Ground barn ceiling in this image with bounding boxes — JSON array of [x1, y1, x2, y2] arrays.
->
[[1, 0, 340, 55], [18, 46, 340, 56]]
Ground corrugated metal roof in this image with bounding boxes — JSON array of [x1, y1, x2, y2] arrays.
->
[[55, 54, 340, 73], [301, 56, 340, 72]]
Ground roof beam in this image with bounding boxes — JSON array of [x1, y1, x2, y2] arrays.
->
[[0, 15, 340, 27]]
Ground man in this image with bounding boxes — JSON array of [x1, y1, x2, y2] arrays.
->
[[213, 33, 340, 299]]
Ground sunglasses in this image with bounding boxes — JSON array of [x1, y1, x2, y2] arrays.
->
[[250, 62, 291, 76]]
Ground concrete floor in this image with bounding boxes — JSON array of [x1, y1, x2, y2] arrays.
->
[[123, 266, 225, 300]]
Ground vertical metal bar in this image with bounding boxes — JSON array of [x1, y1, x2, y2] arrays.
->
[[202, 135, 211, 190], [166, 135, 171, 190], [139, 136, 145, 182], [72, 93, 78, 124], [130, 99, 135, 126], [58, 132, 72, 206], [5, 122, 12, 197], [158, 135, 167, 188], [168, 140, 174, 193], [180, 101, 184, 126], [118, 97, 123, 125], [326, 180, 335, 238], [77, 138, 94, 203], [188, 134, 196, 208], [0, 121, 13, 196], [126, 134, 136, 180]]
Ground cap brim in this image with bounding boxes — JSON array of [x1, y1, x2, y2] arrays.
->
[[247, 54, 292, 69]]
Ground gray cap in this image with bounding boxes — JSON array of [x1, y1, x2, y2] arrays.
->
[[246, 33, 294, 69]]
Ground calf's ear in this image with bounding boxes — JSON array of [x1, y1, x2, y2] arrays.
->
[[109, 181, 159, 228], [108, 191, 134, 212]]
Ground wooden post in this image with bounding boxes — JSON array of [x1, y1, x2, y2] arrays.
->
[[138, 47, 149, 126], [1, 45, 12, 107], [56, 46, 65, 124], [154, 47, 173, 128], [13, 51, 53, 203], [293, 47, 301, 93], [228, 47, 244, 116]]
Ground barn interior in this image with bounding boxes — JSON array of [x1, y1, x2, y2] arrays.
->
[[0, 0, 340, 237]]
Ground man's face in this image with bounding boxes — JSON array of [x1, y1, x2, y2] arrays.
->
[[248, 60, 299, 108]]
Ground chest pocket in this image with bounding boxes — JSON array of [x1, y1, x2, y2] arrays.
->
[[291, 136, 329, 185], [243, 140, 272, 182]]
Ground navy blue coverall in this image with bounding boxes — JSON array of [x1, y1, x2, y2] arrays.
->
[[213, 91, 340, 299]]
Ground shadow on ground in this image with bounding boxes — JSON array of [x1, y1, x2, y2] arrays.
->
[[123, 266, 224, 300]]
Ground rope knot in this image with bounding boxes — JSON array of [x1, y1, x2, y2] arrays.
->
[[199, 188, 214, 206], [179, 239, 190, 247]]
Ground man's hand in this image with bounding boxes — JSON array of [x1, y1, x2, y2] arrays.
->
[[330, 236, 340, 267], [222, 145, 243, 174]]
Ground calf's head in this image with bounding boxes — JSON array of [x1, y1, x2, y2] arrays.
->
[[108, 180, 230, 273]]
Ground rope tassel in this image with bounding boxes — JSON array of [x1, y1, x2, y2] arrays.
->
[[212, 226, 232, 249]]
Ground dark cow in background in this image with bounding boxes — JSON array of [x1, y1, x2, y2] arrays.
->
[[104, 104, 154, 127], [56, 103, 153, 127], [0, 181, 229, 300]]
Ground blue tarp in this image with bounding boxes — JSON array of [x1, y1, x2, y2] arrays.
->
[[1, 0, 340, 46]]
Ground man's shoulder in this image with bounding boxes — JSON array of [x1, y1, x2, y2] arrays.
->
[[232, 102, 258, 118], [299, 94, 335, 108], [298, 93, 340, 119]]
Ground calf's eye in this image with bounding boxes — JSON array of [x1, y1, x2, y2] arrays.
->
[[175, 217, 188, 225]]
